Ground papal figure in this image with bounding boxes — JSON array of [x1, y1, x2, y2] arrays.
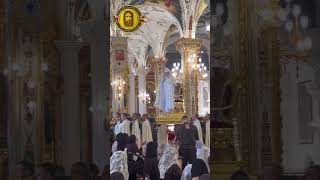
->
[[155, 68, 176, 112]]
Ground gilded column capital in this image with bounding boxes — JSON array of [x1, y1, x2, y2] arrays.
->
[[175, 38, 202, 53], [151, 57, 167, 65], [136, 67, 149, 76]]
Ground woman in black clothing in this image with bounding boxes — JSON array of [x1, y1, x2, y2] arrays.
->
[[144, 142, 160, 180], [126, 135, 144, 180], [191, 159, 209, 179], [126, 135, 139, 154]]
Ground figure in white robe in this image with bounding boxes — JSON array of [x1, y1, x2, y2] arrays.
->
[[155, 68, 175, 112], [114, 120, 122, 135], [193, 117, 204, 145], [142, 120, 153, 144], [120, 118, 131, 135], [131, 119, 141, 149], [142, 116, 153, 155]]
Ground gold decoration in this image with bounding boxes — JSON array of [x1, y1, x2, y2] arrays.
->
[[156, 112, 185, 125], [113, 6, 144, 32], [175, 38, 202, 117], [155, 102, 185, 124]]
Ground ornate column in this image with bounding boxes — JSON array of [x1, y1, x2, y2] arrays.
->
[[137, 67, 149, 115], [55, 40, 83, 174], [176, 38, 201, 117], [80, 19, 108, 171], [128, 73, 136, 115]]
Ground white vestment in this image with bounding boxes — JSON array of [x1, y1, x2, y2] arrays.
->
[[131, 120, 141, 149], [114, 121, 121, 135], [205, 120, 210, 148], [120, 119, 130, 135], [193, 119, 204, 145], [155, 74, 175, 112], [142, 119, 153, 144]]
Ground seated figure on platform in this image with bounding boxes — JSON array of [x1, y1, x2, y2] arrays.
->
[[155, 67, 176, 113]]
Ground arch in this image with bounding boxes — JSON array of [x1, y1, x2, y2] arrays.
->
[[127, 35, 149, 68], [130, 5, 183, 58]]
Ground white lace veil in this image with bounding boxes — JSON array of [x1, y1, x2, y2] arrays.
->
[[110, 149, 129, 180], [158, 145, 179, 178]]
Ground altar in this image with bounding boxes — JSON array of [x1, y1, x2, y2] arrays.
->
[[155, 102, 185, 125]]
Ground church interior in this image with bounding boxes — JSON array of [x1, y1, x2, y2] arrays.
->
[[0, 0, 320, 179]]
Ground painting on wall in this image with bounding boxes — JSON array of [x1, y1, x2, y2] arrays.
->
[[115, 49, 125, 61]]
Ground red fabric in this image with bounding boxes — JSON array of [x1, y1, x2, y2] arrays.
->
[[168, 131, 176, 142]]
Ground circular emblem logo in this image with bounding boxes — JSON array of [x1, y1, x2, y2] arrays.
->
[[114, 6, 144, 32]]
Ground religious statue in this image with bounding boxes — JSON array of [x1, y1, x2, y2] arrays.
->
[[155, 68, 176, 112]]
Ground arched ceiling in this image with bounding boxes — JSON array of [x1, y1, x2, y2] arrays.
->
[[132, 5, 183, 58], [112, 1, 210, 69], [179, 0, 208, 38], [127, 37, 149, 68]]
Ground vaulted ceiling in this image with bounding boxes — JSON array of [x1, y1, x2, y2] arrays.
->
[[110, 0, 211, 71]]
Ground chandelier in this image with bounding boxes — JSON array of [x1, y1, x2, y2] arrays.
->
[[171, 62, 183, 82], [194, 57, 208, 79], [171, 53, 208, 82], [111, 77, 126, 98], [138, 92, 151, 104]]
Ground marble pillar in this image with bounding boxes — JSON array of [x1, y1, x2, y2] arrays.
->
[[137, 67, 149, 115], [128, 73, 136, 115], [55, 40, 83, 174]]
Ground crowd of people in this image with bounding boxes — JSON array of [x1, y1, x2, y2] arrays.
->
[[15, 160, 101, 180], [110, 112, 210, 180], [12, 111, 320, 180]]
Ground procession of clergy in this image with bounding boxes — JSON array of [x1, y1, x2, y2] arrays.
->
[[110, 112, 210, 180]]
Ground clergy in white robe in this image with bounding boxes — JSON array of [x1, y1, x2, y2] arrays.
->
[[113, 113, 122, 135], [120, 115, 131, 135], [114, 120, 122, 135], [141, 114, 153, 144], [131, 119, 141, 149], [204, 115, 210, 148], [192, 114, 204, 145], [155, 68, 175, 112], [141, 114, 153, 155]]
